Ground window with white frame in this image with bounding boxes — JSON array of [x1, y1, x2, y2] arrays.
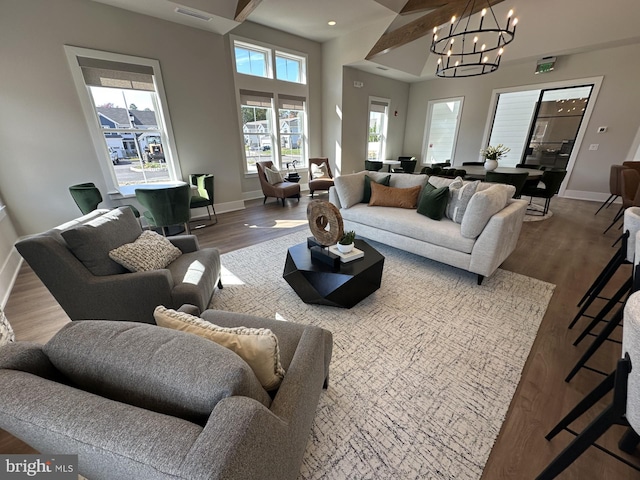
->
[[65, 47, 180, 191], [234, 42, 271, 78], [275, 52, 306, 84], [278, 96, 306, 170], [240, 91, 275, 172], [367, 98, 389, 161], [422, 97, 464, 165]]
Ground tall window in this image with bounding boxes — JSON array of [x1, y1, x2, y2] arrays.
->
[[65, 46, 180, 191], [278, 96, 306, 169], [367, 98, 389, 161], [422, 98, 464, 165], [240, 91, 275, 172]]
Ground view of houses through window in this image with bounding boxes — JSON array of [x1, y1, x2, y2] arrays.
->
[[367, 98, 389, 161]]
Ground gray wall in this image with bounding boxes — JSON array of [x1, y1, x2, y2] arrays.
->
[[0, 0, 323, 236], [404, 43, 640, 199], [341, 67, 410, 175]]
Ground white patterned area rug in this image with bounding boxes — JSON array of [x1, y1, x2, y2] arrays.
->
[[211, 229, 555, 480]]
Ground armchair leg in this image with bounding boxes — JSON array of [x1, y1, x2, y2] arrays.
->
[[311, 191, 315, 198], [263, 196, 267, 205], [217, 278, 223, 289]]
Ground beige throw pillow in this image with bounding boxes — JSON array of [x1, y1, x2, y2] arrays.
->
[[265, 167, 284, 185], [154, 306, 286, 391], [109, 230, 182, 272], [311, 162, 328, 179]]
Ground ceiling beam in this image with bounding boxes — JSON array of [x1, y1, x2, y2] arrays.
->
[[235, 0, 263, 22], [367, 0, 505, 59], [401, 0, 449, 15]]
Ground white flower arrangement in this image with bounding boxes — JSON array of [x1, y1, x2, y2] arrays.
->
[[480, 144, 511, 161]]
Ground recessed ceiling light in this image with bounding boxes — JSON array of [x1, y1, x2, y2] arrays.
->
[[328, 21, 337, 26]]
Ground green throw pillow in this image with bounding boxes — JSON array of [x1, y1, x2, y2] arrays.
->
[[417, 183, 449, 220], [362, 175, 391, 203]]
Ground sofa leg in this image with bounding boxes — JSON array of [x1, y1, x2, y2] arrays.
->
[[217, 278, 223, 289], [477, 274, 484, 285], [323, 374, 329, 389]]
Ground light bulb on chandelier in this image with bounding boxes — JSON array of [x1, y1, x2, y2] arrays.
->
[[430, 0, 518, 78]]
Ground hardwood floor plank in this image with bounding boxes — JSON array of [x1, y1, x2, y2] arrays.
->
[[2, 193, 639, 478]]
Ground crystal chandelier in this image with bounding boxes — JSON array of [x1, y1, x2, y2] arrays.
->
[[430, 0, 518, 78]]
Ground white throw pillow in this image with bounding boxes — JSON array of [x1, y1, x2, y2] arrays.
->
[[446, 179, 480, 224], [109, 230, 182, 272], [334, 171, 366, 209], [311, 162, 329, 179], [265, 167, 284, 185], [0, 309, 15, 346], [154, 306, 286, 391]]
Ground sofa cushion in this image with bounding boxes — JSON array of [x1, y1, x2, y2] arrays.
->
[[154, 306, 286, 391], [341, 204, 475, 254], [265, 167, 284, 185], [43, 320, 271, 425], [334, 171, 366, 209], [362, 174, 390, 203], [369, 183, 421, 209], [109, 230, 182, 272], [61, 207, 142, 276], [446, 179, 480, 223], [388, 173, 429, 191], [460, 184, 515, 239], [417, 183, 449, 220]]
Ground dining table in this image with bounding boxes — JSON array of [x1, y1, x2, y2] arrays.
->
[[382, 159, 401, 172], [461, 165, 544, 180]]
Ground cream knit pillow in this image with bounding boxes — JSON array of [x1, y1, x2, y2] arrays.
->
[[109, 230, 182, 272]]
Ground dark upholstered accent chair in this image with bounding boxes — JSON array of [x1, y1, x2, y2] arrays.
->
[[308, 157, 334, 198], [256, 161, 301, 207], [398, 158, 417, 174], [69, 182, 140, 218], [189, 174, 217, 226], [14, 207, 222, 323], [364, 160, 383, 171], [0, 312, 332, 479], [136, 184, 192, 235], [521, 169, 568, 215], [485, 171, 530, 199]]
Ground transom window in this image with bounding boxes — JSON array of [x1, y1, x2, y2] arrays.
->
[[233, 40, 306, 85], [275, 52, 305, 84], [234, 43, 270, 78]]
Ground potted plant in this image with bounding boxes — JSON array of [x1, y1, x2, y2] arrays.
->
[[337, 230, 356, 253], [480, 144, 510, 171]]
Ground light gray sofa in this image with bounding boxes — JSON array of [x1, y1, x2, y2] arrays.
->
[[15, 207, 222, 323], [0, 308, 333, 480], [329, 171, 527, 284]]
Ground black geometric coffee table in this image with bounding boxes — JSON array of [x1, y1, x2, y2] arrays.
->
[[283, 239, 385, 308]]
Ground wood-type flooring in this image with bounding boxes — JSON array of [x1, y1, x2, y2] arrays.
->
[[2, 193, 639, 479]]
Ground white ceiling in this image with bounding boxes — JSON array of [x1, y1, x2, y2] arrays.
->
[[92, 0, 640, 82]]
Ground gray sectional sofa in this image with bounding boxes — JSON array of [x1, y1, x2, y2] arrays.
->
[[0, 307, 333, 480], [329, 171, 527, 284]]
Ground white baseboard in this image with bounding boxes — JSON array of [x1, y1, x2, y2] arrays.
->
[[1, 248, 22, 309], [562, 190, 621, 204], [244, 184, 310, 202]]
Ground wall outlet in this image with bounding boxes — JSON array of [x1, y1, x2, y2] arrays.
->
[[597, 126, 608, 133], [589, 144, 599, 150]]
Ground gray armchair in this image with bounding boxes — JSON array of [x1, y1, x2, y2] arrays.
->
[[0, 310, 333, 479], [15, 207, 222, 323]]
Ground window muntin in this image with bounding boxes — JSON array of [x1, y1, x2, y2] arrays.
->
[[367, 99, 389, 161], [234, 43, 270, 78], [275, 52, 305, 84], [241, 92, 275, 172], [278, 96, 306, 169], [66, 48, 180, 192], [422, 97, 464, 165]]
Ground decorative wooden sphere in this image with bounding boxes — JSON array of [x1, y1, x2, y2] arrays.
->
[[306, 200, 344, 246]]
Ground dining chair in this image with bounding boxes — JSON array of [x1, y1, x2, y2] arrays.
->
[[485, 171, 530, 199], [521, 169, 568, 215], [189, 174, 217, 227], [595, 165, 625, 216], [135, 184, 191, 235], [364, 160, 383, 171], [69, 182, 140, 218], [604, 168, 640, 234], [398, 158, 417, 174]]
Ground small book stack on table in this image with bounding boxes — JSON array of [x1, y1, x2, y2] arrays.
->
[[328, 245, 364, 263]]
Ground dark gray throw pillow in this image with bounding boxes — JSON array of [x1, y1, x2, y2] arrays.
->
[[417, 183, 449, 220], [362, 175, 391, 203]]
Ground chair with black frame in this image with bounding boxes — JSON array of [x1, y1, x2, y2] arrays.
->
[[69, 182, 140, 219], [521, 169, 567, 216], [189, 174, 217, 227], [595, 165, 625, 216], [135, 183, 191, 236], [364, 160, 383, 171], [398, 157, 417, 174], [604, 168, 640, 234], [485, 171, 530, 199]]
